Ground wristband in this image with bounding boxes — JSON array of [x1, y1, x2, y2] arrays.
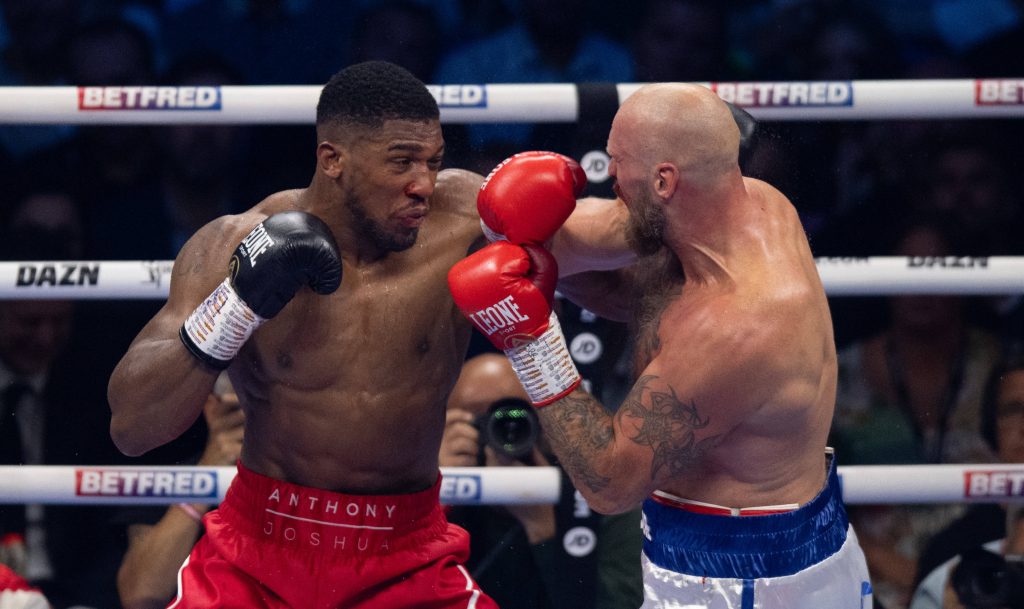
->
[[505, 311, 581, 406], [175, 503, 204, 523], [180, 278, 265, 370]]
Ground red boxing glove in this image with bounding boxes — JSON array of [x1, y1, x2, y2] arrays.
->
[[448, 241, 581, 406], [478, 151, 586, 244]]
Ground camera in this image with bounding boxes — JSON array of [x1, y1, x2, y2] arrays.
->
[[951, 547, 1024, 609], [475, 398, 540, 463]]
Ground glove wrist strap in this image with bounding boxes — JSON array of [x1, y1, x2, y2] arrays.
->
[[505, 311, 581, 406], [180, 278, 265, 370]]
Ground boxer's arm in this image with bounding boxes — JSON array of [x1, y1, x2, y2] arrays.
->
[[549, 196, 637, 321], [108, 218, 244, 456], [536, 344, 752, 514], [550, 196, 636, 278]]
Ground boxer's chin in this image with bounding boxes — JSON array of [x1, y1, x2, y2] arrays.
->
[[625, 191, 666, 257]]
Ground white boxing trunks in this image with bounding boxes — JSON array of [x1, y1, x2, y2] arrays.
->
[[639, 452, 873, 609]]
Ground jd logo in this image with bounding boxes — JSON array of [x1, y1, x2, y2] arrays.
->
[[562, 526, 597, 557], [581, 150, 610, 184]]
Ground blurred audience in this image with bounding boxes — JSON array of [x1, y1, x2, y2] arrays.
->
[[433, 0, 633, 173], [831, 215, 1003, 608], [159, 0, 352, 85], [153, 53, 251, 257], [0, 0, 80, 162], [350, 1, 443, 83], [631, 0, 740, 83], [0, 189, 126, 608], [910, 349, 1024, 609]]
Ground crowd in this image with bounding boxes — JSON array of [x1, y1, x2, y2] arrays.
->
[[0, 1, 1022, 608]]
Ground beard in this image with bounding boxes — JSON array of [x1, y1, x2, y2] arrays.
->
[[625, 188, 666, 257], [345, 189, 418, 253]]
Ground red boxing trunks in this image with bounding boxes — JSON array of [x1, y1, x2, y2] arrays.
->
[[168, 462, 497, 609]]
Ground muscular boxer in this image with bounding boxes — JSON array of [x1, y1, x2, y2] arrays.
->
[[107, 61, 630, 608], [449, 83, 873, 608]]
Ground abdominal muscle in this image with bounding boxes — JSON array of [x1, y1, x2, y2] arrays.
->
[[234, 380, 451, 494]]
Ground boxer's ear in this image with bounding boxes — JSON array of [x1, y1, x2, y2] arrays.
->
[[317, 141, 345, 179]]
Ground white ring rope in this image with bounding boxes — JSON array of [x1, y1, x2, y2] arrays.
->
[[1, 257, 1022, 300], [0, 464, 1021, 506], [0, 466, 559, 506], [1, 79, 1022, 124]]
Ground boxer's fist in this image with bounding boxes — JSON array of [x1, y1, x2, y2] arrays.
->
[[230, 211, 342, 318], [448, 241, 555, 351], [180, 211, 342, 370], [448, 242, 579, 406], [478, 151, 585, 245]]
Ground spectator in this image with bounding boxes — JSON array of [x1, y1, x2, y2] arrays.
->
[[434, 0, 633, 174], [350, 1, 443, 83], [155, 52, 251, 257], [159, 0, 353, 85], [0, 0, 80, 161], [117, 373, 243, 609], [909, 348, 1024, 609], [441, 353, 643, 609], [60, 16, 163, 261], [631, 0, 739, 83], [0, 189, 125, 608], [831, 214, 1002, 608]]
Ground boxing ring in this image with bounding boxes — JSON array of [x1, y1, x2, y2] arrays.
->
[[2, 78, 1024, 508]]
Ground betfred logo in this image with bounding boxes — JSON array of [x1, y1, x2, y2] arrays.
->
[[76, 469, 218, 498], [78, 86, 222, 110], [964, 469, 1024, 498], [712, 81, 852, 107], [426, 84, 487, 108], [440, 474, 481, 503], [975, 79, 1024, 105]]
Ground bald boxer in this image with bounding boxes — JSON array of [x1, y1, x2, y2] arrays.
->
[[449, 83, 873, 608], [107, 61, 630, 608]]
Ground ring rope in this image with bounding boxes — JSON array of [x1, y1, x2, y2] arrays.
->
[[0, 464, 1020, 506], [2, 257, 1022, 300], [1, 79, 1022, 124], [0, 466, 560, 506]]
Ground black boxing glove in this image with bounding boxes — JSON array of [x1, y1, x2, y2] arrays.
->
[[180, 211, 342, 370]]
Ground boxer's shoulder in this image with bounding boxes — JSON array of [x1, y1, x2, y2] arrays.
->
[[431, 168, 484, 217]]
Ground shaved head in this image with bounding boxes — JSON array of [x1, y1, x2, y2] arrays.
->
[[613, 83, 739, 185]]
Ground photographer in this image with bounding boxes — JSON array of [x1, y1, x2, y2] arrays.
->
[[911, 352, 1024, 609], [440, 353, 642, 609]]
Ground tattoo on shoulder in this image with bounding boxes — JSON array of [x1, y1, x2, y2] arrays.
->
[[540, 392, 613, 494], [617, 375, 721, 481]]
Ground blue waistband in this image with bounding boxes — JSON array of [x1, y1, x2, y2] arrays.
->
[[642, 455, 848, 579]]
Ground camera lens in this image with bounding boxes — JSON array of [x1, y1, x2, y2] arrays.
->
[[480, 398, 539, 461]]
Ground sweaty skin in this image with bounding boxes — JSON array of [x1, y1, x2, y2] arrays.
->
[[108, 118, 629, 494], [544, 84, 836, 514]]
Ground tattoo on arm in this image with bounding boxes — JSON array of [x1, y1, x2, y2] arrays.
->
[[617, 375, 721, 482], [538, 392, 614, 494]]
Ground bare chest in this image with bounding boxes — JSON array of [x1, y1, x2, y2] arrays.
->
[[242, 262, 469, 391]]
